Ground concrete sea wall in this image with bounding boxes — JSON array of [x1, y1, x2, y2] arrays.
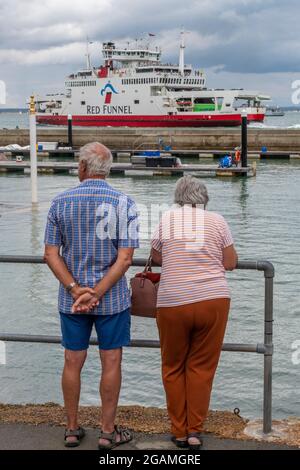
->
[[1, 127, 300, 151]]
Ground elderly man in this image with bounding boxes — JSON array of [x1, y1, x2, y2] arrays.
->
[[44, 142, 139, 449]]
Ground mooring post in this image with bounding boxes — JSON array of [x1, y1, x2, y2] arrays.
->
[[67, 114, 73, 148], [241, 109, 248, 172], [29, 95, 38, 204]]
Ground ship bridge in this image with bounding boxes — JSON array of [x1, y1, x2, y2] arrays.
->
[[102, 42, 161, 66]]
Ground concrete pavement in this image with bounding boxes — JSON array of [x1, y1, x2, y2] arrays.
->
[[0, 423, 296, 450]]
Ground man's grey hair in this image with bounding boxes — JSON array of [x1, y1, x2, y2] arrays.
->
[[79, 142, 113, 176], [174, 175, 209, 207]]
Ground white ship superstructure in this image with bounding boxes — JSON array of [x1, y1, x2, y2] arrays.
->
[[36, 33, 268, 127]]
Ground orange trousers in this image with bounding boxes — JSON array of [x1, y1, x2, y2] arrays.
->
[[156, 298, 230, 438]]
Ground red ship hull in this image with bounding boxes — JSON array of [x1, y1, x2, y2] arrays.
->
[[247, 113, 265, 122], [36, 113, 242, 127]]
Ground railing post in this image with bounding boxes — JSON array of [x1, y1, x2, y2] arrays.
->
[[263, 265, 274, 434]]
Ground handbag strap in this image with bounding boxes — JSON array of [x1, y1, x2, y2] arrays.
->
[[143, 256, 153, 273]]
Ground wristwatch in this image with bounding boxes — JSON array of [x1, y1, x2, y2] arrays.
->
[[66, 282, 77, 293]]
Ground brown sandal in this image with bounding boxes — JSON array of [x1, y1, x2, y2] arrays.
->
[[98, 425, 133, 450], [64, 426, 85, 447]]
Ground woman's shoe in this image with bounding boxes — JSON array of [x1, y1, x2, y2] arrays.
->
[[187, 433, 203, 450], [171, 436, 189, 448]]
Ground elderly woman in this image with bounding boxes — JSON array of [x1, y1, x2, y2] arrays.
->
[[151, 175, 237, 450]]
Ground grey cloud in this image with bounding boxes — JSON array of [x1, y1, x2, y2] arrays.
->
[[0, 0, 299, 105]]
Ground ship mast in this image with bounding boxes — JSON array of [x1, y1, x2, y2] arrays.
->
[[179, 29, 185, 76], [85, 37, 93, 70]]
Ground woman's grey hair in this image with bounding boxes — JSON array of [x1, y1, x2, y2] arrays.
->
[[79, 142, 113, 176], [174, 175, 209, 207]]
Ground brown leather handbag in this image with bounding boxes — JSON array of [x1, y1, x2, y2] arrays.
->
[[130, 257, 160, 318]]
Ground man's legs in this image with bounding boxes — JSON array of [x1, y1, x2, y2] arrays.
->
[[95, 309, 131, 445], [99, 348, 122, 444], [62, 349, 87, 440], [60, 312, 93, 443]]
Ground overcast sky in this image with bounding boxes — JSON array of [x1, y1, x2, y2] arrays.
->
[[0, 0, 300, 106]]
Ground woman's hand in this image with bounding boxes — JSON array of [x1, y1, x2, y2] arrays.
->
[[72, 291, 100, 313]]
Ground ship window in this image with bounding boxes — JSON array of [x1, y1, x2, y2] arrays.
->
[[134, 100, 139, 104], [81, 101, 86, 105], [194, 98, 215, 104]]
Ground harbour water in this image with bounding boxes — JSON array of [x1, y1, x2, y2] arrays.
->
[[0, 159, 300, 420]]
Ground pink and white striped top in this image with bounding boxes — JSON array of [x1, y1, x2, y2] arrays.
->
[[151, 206, 233, 307]]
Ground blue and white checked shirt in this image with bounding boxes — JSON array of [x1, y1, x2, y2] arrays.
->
[[44, 179, 139, 315]]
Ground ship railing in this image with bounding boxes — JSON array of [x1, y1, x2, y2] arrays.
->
[[0, 255, 274, 435]]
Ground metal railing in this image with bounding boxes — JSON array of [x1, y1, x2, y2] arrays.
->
[[0, 255, 274, 434]]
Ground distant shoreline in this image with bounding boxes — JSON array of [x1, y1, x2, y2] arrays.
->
[[0, 108, 27, 113]]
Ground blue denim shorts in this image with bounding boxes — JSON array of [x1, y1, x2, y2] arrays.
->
[[59, 308, 131, 351]]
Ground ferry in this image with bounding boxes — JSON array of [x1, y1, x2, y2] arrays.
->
[[265, 105, 285, 117], [36, 33, 269, 127]]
